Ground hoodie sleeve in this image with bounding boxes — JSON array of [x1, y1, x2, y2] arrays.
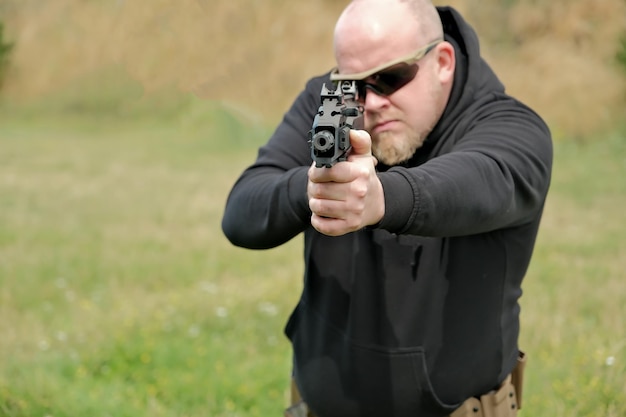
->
[[221, 76, 326, 249], [377, 99, 553, 237]]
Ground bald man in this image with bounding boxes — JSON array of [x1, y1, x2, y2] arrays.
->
[[222, 1, 552, 416]]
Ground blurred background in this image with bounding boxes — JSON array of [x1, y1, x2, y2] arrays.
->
[[0, 1, 625, 417], [1, 0, 625, 136]]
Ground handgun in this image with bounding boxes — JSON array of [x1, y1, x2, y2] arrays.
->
[[308, 81, 363, 168]]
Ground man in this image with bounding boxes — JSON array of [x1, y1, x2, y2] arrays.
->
[[222, 0, 552, 416]]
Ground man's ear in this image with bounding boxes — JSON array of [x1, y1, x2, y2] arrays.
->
[[436, 41, 455, 84]]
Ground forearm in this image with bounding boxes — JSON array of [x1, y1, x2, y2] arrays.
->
[[222, 76, 326, 248], [378, 126, 552, 237], [379, 154, 546, 236], [222, 165, 310, 249]]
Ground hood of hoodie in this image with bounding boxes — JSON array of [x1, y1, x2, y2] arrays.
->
[[426, 6, 505, 145], [376, 6, 506, 171]]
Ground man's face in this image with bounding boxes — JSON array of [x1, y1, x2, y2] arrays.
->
[[334, 34, 448, 166]]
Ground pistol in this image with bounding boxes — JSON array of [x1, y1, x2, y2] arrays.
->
[[308, 81, 363, 168]]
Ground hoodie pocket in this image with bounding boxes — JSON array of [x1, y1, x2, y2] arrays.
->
[[285, 304, 460, 417]]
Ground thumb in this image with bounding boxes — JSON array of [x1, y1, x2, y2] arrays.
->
[[349, 129, 372, 157]]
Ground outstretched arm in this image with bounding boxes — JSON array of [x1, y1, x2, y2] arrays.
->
[[221, 76, 325, 249]]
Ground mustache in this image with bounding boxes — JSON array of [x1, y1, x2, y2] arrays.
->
[[363, 107, 405, 127], [364, 111, 392, 131]]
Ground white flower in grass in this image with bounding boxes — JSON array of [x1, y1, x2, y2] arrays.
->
[[605, 356, 615, 366], [199, 281, 218, 294], [216, 306, 228, 318], [188, 324, 200, 338], [258, 302, 278, 316]]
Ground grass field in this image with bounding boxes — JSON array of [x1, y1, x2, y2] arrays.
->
[[0, 109, 624, 416]]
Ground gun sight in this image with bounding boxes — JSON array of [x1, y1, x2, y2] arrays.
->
[[308, 81, 363, 168]]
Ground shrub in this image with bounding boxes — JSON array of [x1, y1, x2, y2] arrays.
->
[[617, 32, 626, 74], [0, 21, 13, 88]]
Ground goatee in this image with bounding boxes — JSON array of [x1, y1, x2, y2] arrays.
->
[[371, 130, 426, 166]]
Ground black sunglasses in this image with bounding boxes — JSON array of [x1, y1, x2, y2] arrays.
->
[[330, 40, 442, 100]]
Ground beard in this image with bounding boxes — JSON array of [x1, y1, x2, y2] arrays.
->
[[370, 127, 427, 166], [366, 66, 446, 165]]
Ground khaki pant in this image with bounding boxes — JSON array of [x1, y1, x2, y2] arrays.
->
[[285, 352, 526, 417]]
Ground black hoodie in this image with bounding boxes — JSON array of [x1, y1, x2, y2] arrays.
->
[[222, 7, 552, 417]]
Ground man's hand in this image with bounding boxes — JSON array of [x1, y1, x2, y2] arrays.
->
[[307, 129, 385, 236]]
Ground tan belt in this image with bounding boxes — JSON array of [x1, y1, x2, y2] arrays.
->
[[286, 351, 527, 417], [454, 350, 526, 417], [449, 373, 520, 417]]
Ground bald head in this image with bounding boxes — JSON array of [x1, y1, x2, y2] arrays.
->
[[331, 0, 455, 166], [334, 0, 443, 70]]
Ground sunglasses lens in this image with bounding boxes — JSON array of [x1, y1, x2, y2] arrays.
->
[[357, 63, 419, 100], [379, 64, 419, 93]]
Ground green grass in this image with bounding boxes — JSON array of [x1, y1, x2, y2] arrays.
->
[[0, 109, 624, 416], [519, 133, 626, 416], [0, 111, 301, 417]]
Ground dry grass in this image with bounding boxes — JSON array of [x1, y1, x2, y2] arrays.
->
[[2, 0, 345, 118], [2, 0, 626, 134], [486, 0, 626, 138]]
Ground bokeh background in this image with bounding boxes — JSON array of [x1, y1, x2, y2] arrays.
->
[[1, 0, 625, 136], [0, 1, 625, 417]]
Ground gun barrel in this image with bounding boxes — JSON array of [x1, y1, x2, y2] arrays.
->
[[308, 81, 363, 168]]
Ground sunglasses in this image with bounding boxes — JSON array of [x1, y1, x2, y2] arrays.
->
[[330, 40, 442, 99]]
